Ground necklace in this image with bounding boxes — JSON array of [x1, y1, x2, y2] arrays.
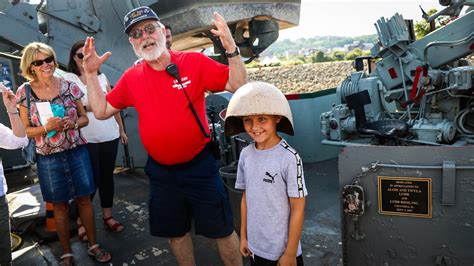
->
[[35, 81, 53, 91], [33, 79, 57, 101]]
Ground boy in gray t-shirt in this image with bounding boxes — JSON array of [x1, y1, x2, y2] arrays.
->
[[224, 82, 308, 265]]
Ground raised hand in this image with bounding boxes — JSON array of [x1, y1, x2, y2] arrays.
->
[[1, 85, 17, 112], [210, 12, 237, 53], [82, 37, 112, 75]]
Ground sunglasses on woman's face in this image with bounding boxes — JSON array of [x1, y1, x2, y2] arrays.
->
[[31, 56, 55, 67], [75, 52, 84, 59], [129, 23, 160, 39]]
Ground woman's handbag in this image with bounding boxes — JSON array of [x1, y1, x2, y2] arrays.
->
[[22, 138, 36, 165], [21, 84, 36, 164]]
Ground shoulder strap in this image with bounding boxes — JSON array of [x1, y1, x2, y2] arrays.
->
[[25, 83, 33, 126], [26, 83, 40, 100], [65, 78, 71, 90], [143, 63, 210, 139], [180, 84, 210, 139]]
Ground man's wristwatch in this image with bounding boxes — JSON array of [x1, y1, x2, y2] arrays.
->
[[225, 47, 240, 58], [74, 123, 79, 130]]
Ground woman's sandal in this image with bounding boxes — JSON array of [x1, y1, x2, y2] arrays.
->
[[77, 222, 88, 242], [103, 216, 124, 232], [59, 253, 74, 266], [88, 244, 111, 263]]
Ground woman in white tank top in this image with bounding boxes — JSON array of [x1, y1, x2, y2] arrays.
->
[[63, 40, 128, 240]]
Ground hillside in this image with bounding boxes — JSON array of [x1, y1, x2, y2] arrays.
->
[[263, 35, 378, 57], [247, 61, 354, 94]]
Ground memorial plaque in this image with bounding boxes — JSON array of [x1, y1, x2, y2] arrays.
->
[[378, 176, 432, 218]]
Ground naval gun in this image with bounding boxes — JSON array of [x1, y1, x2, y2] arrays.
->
[[320, 0, 474, 146], [319, 2, 474, 265]]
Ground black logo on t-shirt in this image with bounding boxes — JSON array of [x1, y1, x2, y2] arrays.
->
[[263, 172, 277, 183]]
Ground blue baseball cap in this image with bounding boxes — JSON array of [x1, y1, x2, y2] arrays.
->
[[124, 6, 160, 34]]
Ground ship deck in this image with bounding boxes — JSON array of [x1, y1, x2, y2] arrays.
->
[[8, 159, 341, 265]]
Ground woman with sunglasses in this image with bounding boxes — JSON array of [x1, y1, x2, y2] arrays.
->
[[64, 40, 128, 239], [16, 42, 111, 265]]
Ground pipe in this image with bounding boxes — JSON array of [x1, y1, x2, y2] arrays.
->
[[398, 57, 412, 121], [376, 162, 474, 170], [377, 80, 394, 119], [321, 139, 369, 147], [423, 33, 474, 65]]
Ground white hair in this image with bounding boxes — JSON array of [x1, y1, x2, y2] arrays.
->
[[131, 22, 167, 61]]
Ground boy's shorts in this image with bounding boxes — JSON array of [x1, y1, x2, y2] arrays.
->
[[145, 147, 234, 238], [251, 254, 304, 266]]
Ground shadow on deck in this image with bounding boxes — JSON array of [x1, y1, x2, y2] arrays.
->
[[10, 159, 341, 265]]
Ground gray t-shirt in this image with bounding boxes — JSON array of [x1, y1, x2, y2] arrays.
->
[[235, 139, 308, 261]]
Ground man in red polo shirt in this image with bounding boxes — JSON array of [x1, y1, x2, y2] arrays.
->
[[82, 6, 246, 266]]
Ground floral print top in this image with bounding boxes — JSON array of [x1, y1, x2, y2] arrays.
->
[[16, 78, 87, 155]]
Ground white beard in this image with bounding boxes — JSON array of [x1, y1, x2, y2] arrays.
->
[[133, 38, 166, 61]]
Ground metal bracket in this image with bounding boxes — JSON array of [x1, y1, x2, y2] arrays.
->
[[79, 13, 101, 33], [442, 160, 456, 206], [342, 185, 365, 216]]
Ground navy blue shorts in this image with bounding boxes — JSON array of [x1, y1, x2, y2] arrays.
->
[[145, 147, 234, 238], [251, 254, 304, 266], [36, 145, 95, 202]]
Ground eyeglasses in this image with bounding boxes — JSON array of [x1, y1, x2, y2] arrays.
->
[[129, 23, 161, 39], [75, 53, 84, 59], [31, 56, 55, 67]]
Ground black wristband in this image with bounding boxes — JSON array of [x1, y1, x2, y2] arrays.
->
[[225, 47, 240, 58]]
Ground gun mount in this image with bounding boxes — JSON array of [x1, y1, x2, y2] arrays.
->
[[320, 2, 474, 146]]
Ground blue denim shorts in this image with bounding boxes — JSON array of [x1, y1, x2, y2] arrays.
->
[[145, 147, 234, 238], [36, 145, 95, 202]]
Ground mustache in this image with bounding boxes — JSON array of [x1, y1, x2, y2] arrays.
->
[[133, 39, 165, 61], [140, 39, 156, 50]]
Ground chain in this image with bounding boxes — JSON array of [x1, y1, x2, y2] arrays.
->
[[351, 160, 380, 184], [342, 212, 348, 266], [342, 160, 380, 265]]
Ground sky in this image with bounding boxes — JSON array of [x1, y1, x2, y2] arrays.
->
[[278, 0, 442, 40], [26, 0, 444, 40]]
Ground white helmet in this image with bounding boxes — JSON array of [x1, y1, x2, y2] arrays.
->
[[224, 81, 294, 136]]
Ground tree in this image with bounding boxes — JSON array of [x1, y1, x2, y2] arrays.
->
[[330, 51, 346, 61], [414, 8, 451, 39], [344, 48, 363, 61], [311, 51, 330, 63], [297, 55, 307, 64]]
